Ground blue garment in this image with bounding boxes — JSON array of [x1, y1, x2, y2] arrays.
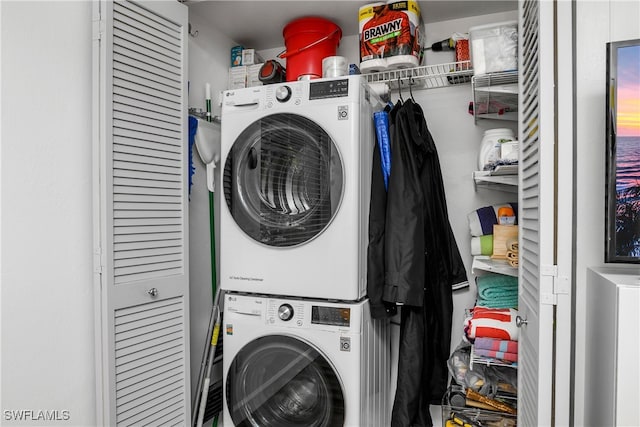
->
[[188, 116, 198, 196], [373, 110, 391, 190]]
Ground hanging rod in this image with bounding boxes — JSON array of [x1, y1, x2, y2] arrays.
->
[[363, 60, 473, 90]]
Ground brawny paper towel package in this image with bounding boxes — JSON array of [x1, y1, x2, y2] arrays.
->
[[359, 0, 423, 72]]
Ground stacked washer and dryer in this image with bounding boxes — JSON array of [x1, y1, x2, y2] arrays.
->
[[219, 75, 391, 427]]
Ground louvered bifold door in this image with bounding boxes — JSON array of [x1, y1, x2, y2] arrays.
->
[[93, 1, 190, 425], [517, 0, 555, 426]]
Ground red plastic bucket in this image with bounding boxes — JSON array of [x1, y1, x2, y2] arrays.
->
[[279, 17, 342, 81]]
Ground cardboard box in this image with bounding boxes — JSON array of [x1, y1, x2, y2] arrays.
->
[[241, 49, 264, 66], [228, 66, 247, 89], [231, 45, 244, 67], [247, 64, 263, 88]]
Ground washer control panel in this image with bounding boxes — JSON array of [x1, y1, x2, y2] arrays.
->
[[264, 298, 351, 328], [311, 305, 350, 327]]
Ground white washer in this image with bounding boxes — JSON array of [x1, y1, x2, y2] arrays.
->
[[220, 76, 381, 300], [221, 293, 390, 427]]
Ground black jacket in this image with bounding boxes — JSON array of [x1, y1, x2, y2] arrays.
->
[[367, 99, 468, 426]]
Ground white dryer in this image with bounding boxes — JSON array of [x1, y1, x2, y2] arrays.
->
[[221, 293, 390, 427], [220, 76, 381, 300]]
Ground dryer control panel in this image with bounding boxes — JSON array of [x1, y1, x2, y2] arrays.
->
[[309, 78, 349, 100]]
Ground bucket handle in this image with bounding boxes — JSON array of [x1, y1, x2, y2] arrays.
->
[[277, 28, 341, 59]]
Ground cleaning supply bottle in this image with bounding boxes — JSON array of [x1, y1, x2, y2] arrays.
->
[[478, 128, 515, 170]]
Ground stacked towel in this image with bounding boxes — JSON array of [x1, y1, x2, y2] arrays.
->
[[468, 203, 518, 237], [474, 337, 518, 353], [474, 337, 518, 362], [474, 348, 518, 362], [476, 273, 518, 308], [464, 307, 520, 341], [471, 234, 494, 256], [506, 237, 519, 267]]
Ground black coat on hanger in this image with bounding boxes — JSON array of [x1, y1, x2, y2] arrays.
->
[[368, 97, 468, 426]]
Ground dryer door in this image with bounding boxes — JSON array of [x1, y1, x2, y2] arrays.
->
[[226, 335, 345, 427], [223, 113, 344, 247]]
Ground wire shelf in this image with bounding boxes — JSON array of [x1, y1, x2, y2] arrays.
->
[[471, 70, 519, 123], [363, 60, 473, 90]]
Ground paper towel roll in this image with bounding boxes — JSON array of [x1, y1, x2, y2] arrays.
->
[[359, 2, 387, 62], [387, 54, 419, 69], [385, 0, 422, 63], [368, 82, 391, 101], [322, 56, 348, 78], [360, 58, 388, 73]]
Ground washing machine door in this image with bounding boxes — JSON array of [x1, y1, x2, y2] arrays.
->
[[226, 335, 345, 427], [223, 113, 344, 247]]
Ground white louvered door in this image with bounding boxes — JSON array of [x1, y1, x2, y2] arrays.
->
[[93, 1, 190, 425], [517, 0, 555, 425]]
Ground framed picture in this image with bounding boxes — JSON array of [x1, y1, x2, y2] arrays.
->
[[605, 39, 640, 263]]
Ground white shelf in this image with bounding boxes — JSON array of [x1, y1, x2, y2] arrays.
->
[[472, 256, 518, 277], [473, 171, 518, 193], [363, 60, 473, 90], [474, 111, 519, 121], [472, 71, 518, 87], [474, 82, 518, 94]]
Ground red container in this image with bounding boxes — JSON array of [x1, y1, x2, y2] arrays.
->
[[279, 17, 342, 81]]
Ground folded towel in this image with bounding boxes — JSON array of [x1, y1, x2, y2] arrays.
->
[[474, 348, 518, 363], [464, 307, 520, 341], [508, 258, 518, 268], [476, 273, 518, 308], [507, 237, 518, 252], [506, 250, 519, 261], [468, 203, 518, 237], [471, 235, 494, 256], [474, 337, 518, 353]]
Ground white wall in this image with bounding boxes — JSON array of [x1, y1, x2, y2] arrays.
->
[[185, 6, 237, 399], [574, 1, 640, 425], [1, 1, 96, 425]]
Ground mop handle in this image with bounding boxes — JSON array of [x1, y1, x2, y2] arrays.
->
[[195, 290, 222, 427]]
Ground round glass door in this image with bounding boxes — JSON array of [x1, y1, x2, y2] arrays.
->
[[223, 113, 344, 247], [226, 335, 345, 427]]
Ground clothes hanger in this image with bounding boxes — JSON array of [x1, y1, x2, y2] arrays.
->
[[409, 77, 415, 102], [397, 76, 404, 103]]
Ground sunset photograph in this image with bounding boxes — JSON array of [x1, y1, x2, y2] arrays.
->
[[613, 42, 640, 258]]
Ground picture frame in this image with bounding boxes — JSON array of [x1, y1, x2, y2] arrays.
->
[[605, 39, 640, 263]]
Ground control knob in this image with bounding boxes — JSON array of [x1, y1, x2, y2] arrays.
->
[[275, 85, 292, 103], [278, 303, 294, 321]]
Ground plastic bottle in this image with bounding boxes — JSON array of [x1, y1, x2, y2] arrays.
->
[[478, 128, 515, 171]]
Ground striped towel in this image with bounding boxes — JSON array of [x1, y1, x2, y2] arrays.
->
[[467, 203, 518, 237], [474, 337, 518, 354], [464, 306, 520, 341], [475, 348, 518, 363]]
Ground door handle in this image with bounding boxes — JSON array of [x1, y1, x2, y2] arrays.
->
[[148, 288, 158, 298], [515, 315, 528, 327]]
